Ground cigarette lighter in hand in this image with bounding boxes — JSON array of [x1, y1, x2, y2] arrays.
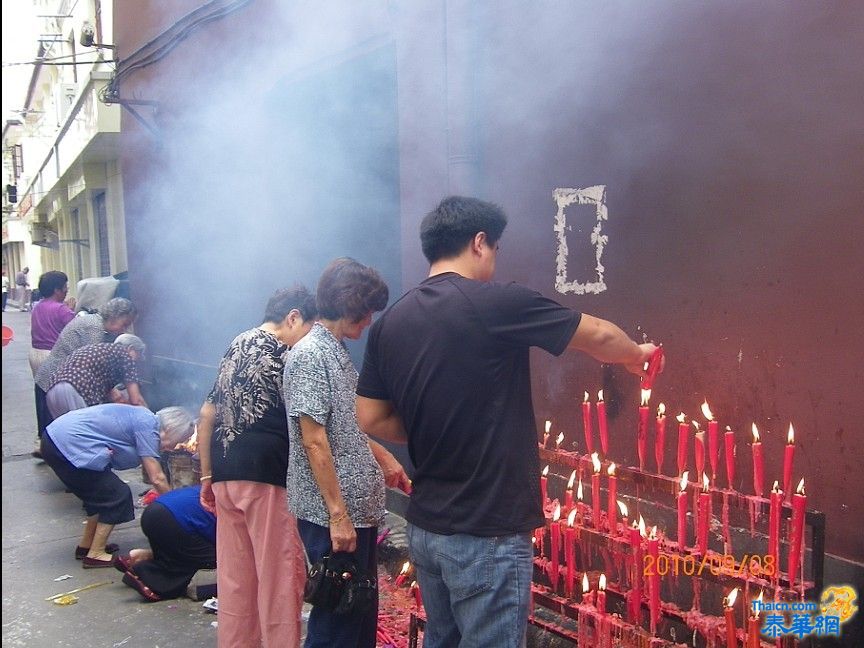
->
[[641, 345, 664, 390]]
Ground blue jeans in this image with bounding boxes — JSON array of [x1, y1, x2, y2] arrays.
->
[[297, 520, 378, 648], [407, 524, 533, 648]]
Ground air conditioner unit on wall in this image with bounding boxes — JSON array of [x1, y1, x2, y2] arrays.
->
[[32, 222, 59, 249]]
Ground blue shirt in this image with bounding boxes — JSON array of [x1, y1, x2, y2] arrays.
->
[[155, 486, 217, 545], [46, 403, 161, 471]]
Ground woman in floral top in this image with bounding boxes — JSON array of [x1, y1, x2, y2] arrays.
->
[[284, 258, 411, 648], [197, 287, 317, 648]]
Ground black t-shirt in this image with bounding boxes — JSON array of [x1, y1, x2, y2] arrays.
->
[[357, 272, 581, 536], [207, 328, 291, 488]]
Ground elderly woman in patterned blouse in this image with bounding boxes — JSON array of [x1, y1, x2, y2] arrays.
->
[[197, 287, 317, 648], [32, 297, 137, 456], [45, 334, 148, 419], [283, 258, 412, 648]]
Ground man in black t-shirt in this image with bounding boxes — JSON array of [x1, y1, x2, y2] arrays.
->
[[357, 196, 659, 648]]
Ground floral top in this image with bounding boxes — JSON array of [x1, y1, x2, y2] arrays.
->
[[283, 323, 385, 528], [35, 314, 112, 391], [207, 327, 291, 488], [50, 343, 139, 406]]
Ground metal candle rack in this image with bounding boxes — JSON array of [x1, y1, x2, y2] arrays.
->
[[532, 445, 826, 647]]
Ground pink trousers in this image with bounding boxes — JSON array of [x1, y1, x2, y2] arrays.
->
[[213, 481, 306, 648]]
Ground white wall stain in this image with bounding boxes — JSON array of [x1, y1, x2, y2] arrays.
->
[[553, 185, 608, 295]]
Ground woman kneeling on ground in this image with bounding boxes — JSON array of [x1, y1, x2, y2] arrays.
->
[[40, 404, 195, 567]]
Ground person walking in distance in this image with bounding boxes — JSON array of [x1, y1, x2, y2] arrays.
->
[[356, 196, 661, 648]]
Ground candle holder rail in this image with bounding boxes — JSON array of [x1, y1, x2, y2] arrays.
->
[[538, 447, 826, 595]]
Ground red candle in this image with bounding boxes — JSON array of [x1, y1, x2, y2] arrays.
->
[[629, 518, 644, 622], [638, 389, 651, 470], [410, 580, 422, 609], [576, 478, 587, 525], [751, 424, 764, 497], [647, 526, 661, 633], [697, 473, 711, 555], [748, 592, 764, 648], [701, 401, 720, 482], [597, 573, 607, 614], [724, 426, 736, 489], [694, 423, 705, 481], [767, 481, 782, 579], [543, 420, 551, 450], [788, 478, 806, 587], [724, 588, 740, 648], [677, 472, 689, 548], [607, 463, 618, 534], [582, 392, 594, 455], [565, 509, 577, 596], [554, 431, 565, 452], [550, 503, 561, 591], [655, 403, 667, 474], [565, 470, 576, 513], [591, 453, 602, 529], [783, 424, 795, 500], [597, 390, 608, 456], [540, 465, 549, 505], [582, 573, 592, 606], [676, 413, 689, 475]]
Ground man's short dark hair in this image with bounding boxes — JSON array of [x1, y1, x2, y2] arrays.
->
[[263, 285, 317, 323], [420, 196, 508, 264], [316, 258, 389, 322], [38, 271, 69, 297]]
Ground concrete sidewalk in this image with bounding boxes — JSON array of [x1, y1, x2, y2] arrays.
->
[[2, 310, 217, 647]]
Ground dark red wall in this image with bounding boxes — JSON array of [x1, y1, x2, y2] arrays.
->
[[116, 1, 864, 561]]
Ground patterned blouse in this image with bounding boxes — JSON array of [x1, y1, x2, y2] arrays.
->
[[283, 323, 385, 528], [35, 314, 112, 391], [206, 328, 292, 487], [50, 343, 139, 406]]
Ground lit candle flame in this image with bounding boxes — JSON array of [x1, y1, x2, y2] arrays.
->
[[725, 587, 739, 608], [552, 502, 561, 522], [582, 573, 590, 594], [577, 478, 584, 501], [657, 402, 666, 416], [618, 500, 628, 516], [680, 471, 689, 492], [796, 477, 805, 495], [701, 400, 714, 421], [545, 420, 552, 434], [753, 591, 764, 618], [751, 423, 760, 443], [692, 420, 700, 431], [584, 391, 589, 403], [555, 432, 564, 448], [726, 425, 732, 432], [567, 508, 577, 527], [607, 462, 616, 476], [638, 515, 646, 537], [399, 561, 410, 575], [599, 573, 607, 591], [640, 389, 652, 406], [787, 423, 795, 445], [567, 470, 576, 490], [702, 472, 710, 490], [598, 389, 604, 402], [591, 452, 601, 474], [542, 465, 549, 477], [772, 480, 780, 494], [649, 525, 658, 540], [677, 412, 686, 424]]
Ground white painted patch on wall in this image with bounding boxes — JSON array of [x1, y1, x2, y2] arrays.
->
[[553, 185, 608, 295]]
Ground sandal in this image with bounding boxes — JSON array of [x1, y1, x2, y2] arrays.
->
[[75, 543, 119, 559]]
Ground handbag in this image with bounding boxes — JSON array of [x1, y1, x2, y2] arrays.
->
[[303, 553, 377, 615]]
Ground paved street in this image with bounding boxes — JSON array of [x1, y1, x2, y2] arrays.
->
[[2, 310, 217, 647]]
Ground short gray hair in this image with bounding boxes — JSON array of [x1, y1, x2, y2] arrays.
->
[[156, 407, 195, 447], [99, 297, 137, 322], [113, 334, 146, 355]]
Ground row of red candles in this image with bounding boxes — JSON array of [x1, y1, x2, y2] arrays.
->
[[545, 393, 800, 499]]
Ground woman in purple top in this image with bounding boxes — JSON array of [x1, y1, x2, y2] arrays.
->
[[29, 271, 76, 457]]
